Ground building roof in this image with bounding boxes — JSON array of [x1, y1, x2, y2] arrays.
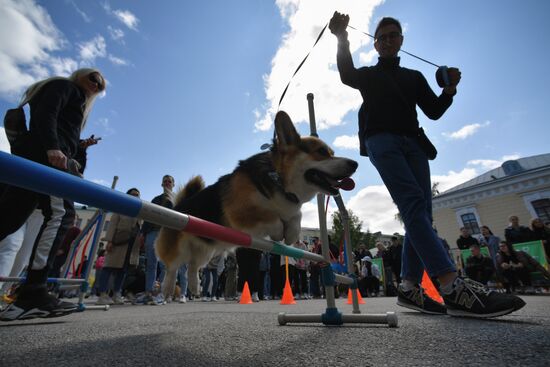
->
[[438, 153, 550, 197]]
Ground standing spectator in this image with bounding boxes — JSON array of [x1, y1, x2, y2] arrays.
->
[[529, 218, 550, 261], [258, 252, 270, 300], [375, 242, 394, 291], [504, 215, 533, 245], [354, 243, 373, 263], [329, 12, 523, 317], [293, 241, 310, 299], [223, 251, 237, 301], [456, 227, 479, 250], [308, 237, 323, 298], [201, 254, 223, 302], [0, 68, 105, 321], [359, 256, 381, 296], [96, 188, 142, 305], [388, 236, 403, 284], [236, 248, 262, 302], [479, 225, 500, 270], [142, 174, 175, 305], [465, 244, 495, 285]]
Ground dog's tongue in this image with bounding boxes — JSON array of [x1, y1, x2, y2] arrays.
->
[[333, 177, 355, 191]]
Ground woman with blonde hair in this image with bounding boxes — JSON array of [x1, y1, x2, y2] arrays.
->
[[0, 68, 106, 321]]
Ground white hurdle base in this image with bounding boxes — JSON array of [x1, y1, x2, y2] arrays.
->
[[278, 312, 398, 327]]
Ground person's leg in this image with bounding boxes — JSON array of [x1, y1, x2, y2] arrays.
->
[[0, 224, 25, 291], [144, 231, 159, 293], [211, 269, 219, 299], [98, 267, 113, 293], [202, 268, 211, 298], [366, 134, 455, 284], [177, 263, 188, 301]]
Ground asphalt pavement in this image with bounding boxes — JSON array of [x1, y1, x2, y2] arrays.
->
[[0, 295, 549, 367]]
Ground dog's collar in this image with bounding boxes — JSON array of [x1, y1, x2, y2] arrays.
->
[[267, 171, 300, 204]]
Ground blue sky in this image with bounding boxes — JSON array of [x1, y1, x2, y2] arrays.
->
[[1, 0, 549, 234]]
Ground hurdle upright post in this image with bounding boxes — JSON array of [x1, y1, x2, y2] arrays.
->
[[276, 93, 397, 327]]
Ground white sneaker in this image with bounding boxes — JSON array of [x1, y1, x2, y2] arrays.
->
[[112, 293, 125, 305], [96, 294, 114, 305], [211, 296, 218, 302], [251, 292, 260, 302], [201, 296, 210, 302], [179, 295, 187, 303]]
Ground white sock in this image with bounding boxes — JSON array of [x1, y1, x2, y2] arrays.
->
[[400, 280, 416, 292], [439, 276, 459, 295]]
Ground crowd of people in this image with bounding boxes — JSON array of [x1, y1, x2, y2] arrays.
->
[[456, 215, 550, 293]]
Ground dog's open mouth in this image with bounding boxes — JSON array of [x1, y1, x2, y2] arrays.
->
[[304, 169, 353, 196]]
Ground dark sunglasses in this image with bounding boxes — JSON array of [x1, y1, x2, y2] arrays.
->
[[88, 73, 105, 91]]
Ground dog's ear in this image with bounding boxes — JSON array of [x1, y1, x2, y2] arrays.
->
[[274, 111, 300, 147]]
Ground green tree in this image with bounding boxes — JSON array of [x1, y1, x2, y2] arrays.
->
[[331, 209, 363, 250]]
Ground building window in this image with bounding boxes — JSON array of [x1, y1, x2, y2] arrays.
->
[[461, 213, 480, 235], [532, 199, 550, 223]]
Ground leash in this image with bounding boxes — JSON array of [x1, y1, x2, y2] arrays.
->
[[276, 21, 447, 112]]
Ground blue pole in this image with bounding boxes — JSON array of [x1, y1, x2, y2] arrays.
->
[[0, 151, 142, 217]]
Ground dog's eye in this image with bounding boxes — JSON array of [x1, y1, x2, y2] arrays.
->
[[317, 147, 331, 157]]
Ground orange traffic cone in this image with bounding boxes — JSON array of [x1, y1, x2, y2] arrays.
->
[[239, 281, 253, 304], [346, 288, 365, 304], [421, 271, 443, 304], [280, 279, 296, 305]]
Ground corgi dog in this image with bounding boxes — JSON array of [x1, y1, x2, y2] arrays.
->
[[156, 111, 358, 298]]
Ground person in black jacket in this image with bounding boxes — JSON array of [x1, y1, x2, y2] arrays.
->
[[0, 68, 105, 321], [456, 227, 480, 250], [464, 244, 495, 285], [142, 174, 175, 305], [330, 12, 524, 318]]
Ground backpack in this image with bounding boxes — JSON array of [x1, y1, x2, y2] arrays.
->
[[3, 106, 28, 147]]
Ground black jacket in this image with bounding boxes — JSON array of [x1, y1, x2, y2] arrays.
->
[[29, 79, 86, 159], [141, 193, 174, 234], [336, 41, 453, 151]]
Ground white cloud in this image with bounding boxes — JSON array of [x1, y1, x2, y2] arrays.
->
[[108, 54, 128, 66], [0, 128, 10, 152], [78, 35, 107, 62], [49, 56, 78, 76], [300, 201, 337, 230], [0, 0, 66, 99], [107, 25, 125, 42], [95, 117, 115, 136], [255, 0, 383, 132], [442, 120, 491, 140], [432, 168, 478, 193], [347, 185, 404, 234], [113, 9, 139, 31], [91, 178, 110, 186], [333, 134, 359, 151], [466, 154, 521, 171], [68, 0, 91, 23]]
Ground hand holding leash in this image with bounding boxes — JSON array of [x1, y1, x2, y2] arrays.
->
[[437, 66, 462, 94], [329, 11, 349, 38]]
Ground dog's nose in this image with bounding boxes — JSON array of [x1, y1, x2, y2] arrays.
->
[[347, 159, 358, 171]]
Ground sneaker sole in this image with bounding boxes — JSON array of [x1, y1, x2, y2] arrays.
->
[[446, 307, 516, 319], [396, 300, 447, 315]]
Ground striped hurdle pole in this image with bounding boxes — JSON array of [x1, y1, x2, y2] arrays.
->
[[0, 151, 397, 327]]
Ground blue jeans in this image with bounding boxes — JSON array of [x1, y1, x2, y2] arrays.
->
[[366, 133, 456, 283], [202, 268, 218, 297], [145, 231, 166, 292], [98, 267, 125, 293], [177, 264, 188, 296]]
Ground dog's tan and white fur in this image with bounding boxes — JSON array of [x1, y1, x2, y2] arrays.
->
[[155, 111, 357, 298]]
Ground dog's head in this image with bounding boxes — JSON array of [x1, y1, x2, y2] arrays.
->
[[272, 111, 358, 201]]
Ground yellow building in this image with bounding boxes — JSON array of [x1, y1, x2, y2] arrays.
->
[[433, 153, 550, 249]]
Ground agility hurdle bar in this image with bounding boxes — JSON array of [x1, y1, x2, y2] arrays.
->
[[0, 151, 357, 285]]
